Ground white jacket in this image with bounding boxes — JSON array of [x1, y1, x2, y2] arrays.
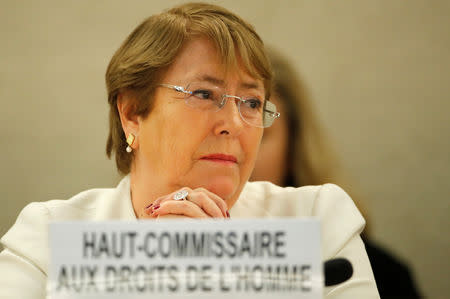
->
[[0, 176, 379, 298]]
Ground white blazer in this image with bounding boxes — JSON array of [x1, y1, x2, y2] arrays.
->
[[0, 176, 379, 298]]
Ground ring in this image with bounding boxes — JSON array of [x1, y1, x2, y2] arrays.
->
[[173, 190, 189, 201]]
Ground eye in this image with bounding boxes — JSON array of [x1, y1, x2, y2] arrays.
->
[[192, 89, 214, 100], [244, 98, 262, 110]]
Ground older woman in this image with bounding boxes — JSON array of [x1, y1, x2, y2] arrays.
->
[[0, 2, 379, 298]]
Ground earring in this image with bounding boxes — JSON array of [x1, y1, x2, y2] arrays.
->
[[126, 133, 135, 153]]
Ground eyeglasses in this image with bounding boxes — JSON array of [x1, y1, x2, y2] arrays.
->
[[158, 82, 280, 128]]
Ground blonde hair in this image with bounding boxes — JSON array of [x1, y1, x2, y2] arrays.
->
[[105, 2, 272, 174], [268, 47, 371, 234]]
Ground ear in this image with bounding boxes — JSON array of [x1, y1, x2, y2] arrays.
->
[[117, 91, 140, 150]]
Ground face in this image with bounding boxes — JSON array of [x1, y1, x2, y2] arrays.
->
[[250, 95, 289, 186], [132, 37, 265, 208]]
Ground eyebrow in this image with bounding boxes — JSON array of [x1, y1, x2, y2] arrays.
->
[[193, 74, 263, 91]]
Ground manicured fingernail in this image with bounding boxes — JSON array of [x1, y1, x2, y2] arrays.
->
[[153, 205, 160, 210], [145, 203, 153, 209], [226, 211, 230, 218]]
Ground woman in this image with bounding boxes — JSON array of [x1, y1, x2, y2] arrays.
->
[[251, 47, 421, 298], [0, 3, 379, 298]]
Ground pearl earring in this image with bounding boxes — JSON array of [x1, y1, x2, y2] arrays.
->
[[126, 133, 135, 153]]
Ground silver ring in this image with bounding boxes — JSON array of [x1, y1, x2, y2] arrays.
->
[[173, 190, 189, 201]]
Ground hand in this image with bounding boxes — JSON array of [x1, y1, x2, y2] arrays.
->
[[141, 187, 229, 219]]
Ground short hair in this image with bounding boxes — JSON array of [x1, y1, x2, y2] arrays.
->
[[105, 2, 272, 174]]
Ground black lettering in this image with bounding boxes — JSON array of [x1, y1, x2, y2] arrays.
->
[[251, 265, 264, 292], [98, 233, 109, 257], [119, 265, 133, 292], [143, 232, 156, 258], [186, 265, 198, 291], [127, 232, 137, 258], [219, 265, 230, 292], [111, 233, 123, 258], [155, 265, 166, 292], [56, 266, 70, 291], [71, 266, 84, 292], [201, 265, 212, 292], [301, 265, 311, 291], [232, 264, 250, 291], [274, 231, 286, 258], [147, 266, 156, 292], [239, 233, 251, 257], [86, 266, 98, 292], [212, 232, 224, 258], [260, 231, 272, 257], [265, 265, 277, 291], [168, 265, 179, 292], [225, 232, 237, 257], [286, 265, 299, 291], [105, 266, 117, 292], [173, 233, 188, 257], [83, 232, 96, 258], [159, 232, 171, 258], [189, 233, 206, 257], [278, 265, 290, 291], [134, 266, 147, 292]]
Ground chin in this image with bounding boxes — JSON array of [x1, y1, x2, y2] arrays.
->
[[203, 176, 238, 200]]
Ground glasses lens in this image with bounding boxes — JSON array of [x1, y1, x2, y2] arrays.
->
[[184, 82, 222, 111], [239, 97, 264, 127], [262, 101, 278, 128]]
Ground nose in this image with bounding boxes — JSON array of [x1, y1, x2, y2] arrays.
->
[[213, 96, 244, 136]]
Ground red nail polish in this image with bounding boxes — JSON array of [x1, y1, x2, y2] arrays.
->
[[226, 211, 230, 218], [145, 203, 153, 209], [153, 205, 160, 210]]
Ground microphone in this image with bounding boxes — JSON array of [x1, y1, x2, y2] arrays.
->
[[324, 258, 353, 286]]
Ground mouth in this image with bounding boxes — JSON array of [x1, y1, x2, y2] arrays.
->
[[200, 153, 238, 165]]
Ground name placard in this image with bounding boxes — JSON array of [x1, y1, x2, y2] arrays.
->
[[48, 219, 322, 299]]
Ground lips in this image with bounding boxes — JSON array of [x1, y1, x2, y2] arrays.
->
[[200, 154, 238, 163]]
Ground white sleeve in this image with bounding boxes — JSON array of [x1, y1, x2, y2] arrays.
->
[[0, 202, 49, 299], [312, 184, 380, 298], [0, 249, 46, 298]]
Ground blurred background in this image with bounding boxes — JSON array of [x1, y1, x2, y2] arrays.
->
[[1, 0, 449, 297]]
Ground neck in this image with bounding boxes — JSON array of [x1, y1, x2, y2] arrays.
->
[[129, 163, 174, 218]]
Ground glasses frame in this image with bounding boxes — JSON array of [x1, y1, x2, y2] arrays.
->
[[158, 83, 280, 128]]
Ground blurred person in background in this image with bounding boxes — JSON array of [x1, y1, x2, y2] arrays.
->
[[251, 47, 422, 299]]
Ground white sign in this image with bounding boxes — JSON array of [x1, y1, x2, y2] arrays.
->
[[48, 218, 322, 299]]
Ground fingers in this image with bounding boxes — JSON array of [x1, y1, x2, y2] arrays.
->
[[184, 190, 225, 218], [194, 187, 228, 217], [152, 200, 209, 218], [150, 188, 194, 208], [144, 187, 228, 219]]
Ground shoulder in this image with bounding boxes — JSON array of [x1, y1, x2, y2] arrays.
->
[[20, 175, 134, 222], [0, 188, 109, 274], [0, 176, 133, 275], [236, 181, 361, 218], [43, 187, 116, 218], [236, 181, 366, 257], [2, 185, 115, 234], [232, 181, 319, 217]]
